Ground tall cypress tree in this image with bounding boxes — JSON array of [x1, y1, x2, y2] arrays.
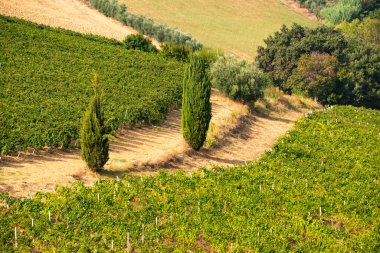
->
[[181, 53, 212, 150], [80, 75, 109, 171]]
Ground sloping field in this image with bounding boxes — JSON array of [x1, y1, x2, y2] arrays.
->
[[1, 106, 379, 251], [0, 0, 136, 40], [0, 15, 184, 152], [120, 0, 318, 58]]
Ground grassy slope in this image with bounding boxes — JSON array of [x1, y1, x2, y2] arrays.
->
[[1, 106, 379, 251], [0, 15, 184, 152], [121, 0, 318, 58]]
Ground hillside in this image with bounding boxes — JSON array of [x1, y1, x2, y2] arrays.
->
[[0, 0, 136, 41], [120, 0, 318, 58], [0, 15, 184, 152], [1, 106, 379, 251]]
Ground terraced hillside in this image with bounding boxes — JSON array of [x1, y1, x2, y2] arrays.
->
[[1, 106, 379, 251], [0, 15, 184, 152]]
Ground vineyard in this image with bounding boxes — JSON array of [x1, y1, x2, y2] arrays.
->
[[1, 106, 379, 251], [0, 15, 184, 153]]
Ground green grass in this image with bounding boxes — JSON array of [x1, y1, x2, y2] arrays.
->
[[0, 15, 184, 152], [121, 0, 318, 58], [1, 105, 379, 251]]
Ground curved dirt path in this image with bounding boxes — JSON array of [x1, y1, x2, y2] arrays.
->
[[0, 0, 158, 45], [0, 91, 319, 197], [0, 91, 246, 197], [280, 0, 319, 21]]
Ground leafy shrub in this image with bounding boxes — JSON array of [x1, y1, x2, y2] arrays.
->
[[161, 43, 191, 61], [368, 7, 380, 18], [80, 75, 109, 171], [295, 0, 328, 15], [257, 23, 380, 108], [211, 56, 267, 102], [339, 18, 380, 50], [123, 34, 157, 52], [256, 24, 347, 91], [339, 46, 380, 109], [287, 53, 339, 104], [320, 0, 362, 24], [181, 54, 212, 150]]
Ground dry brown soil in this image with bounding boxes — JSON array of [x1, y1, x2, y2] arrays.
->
[[0, 0, 158, 45], [0, 91, 247, 197], [280, 0, 319, 21]]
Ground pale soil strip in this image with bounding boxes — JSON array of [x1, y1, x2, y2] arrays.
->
[[0, 91, 245, 197], [0, 0, 158, 45], [279, 0, 319, 21]]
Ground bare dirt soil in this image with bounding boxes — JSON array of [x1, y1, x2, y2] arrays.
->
[[0, 91, 246, 197], [0, 0, 160, 44], [280, 0, 319, 21], [0, 90, 319, 197]]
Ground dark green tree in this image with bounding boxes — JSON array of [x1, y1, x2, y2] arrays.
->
[[256, 24, 347, 91], [123, 34, 158, 53], [181, 53, 212, 151], [80, 75, 109, 171]]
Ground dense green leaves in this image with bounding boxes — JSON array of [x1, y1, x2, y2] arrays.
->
[[1, 106, 379, 251], [80, 75, 109, 171], [181, 54, 212, 150], [0, 15, 184, 152], [320, 0, 362, 24], [256, 23, 380, 108], [211, 56, 268, 102], [123, 34, 158, 53]]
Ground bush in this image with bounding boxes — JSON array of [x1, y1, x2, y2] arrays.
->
[[368, 7, 380, 18], [295, 0, 328, 15], [181, 54, 212, 151], [211, 56, 267, 102], [339, 18, 380, 50], [338, 46, 380, 109], [256, 24, 347, 91], [320, 0, 362, 24], [257, 23, 380, 109], [161, 43, 191, 61], [80, 75, 109, 171], [286, 53, 339, 105], [123, 34, 157, 52]]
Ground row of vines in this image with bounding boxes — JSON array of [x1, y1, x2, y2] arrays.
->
[[1, 106, 379, 251], [0, 15, 185, 153]]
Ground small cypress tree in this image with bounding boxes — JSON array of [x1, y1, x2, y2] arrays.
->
[[181, 53, 212, 150], [80, 75, 109, 171]]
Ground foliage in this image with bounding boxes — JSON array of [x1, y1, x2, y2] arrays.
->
[[287, 53, 339, 105], [88, 0, 203, 51], [338, 46, 380, 109], [295, 0, 328, 15], [181, 54, 212, 151], [256, 24, 346, 90], [123, 34, 157, 52], [368, 7, 380, 18], [256, 23, 380, 108], [161, 43, 191, 62], [339, 18, 380, 50], [211, 56, 267, 102], [80, 75, 109, 171], [0, 15, 184, 153], [320, 0, 362, 24], [1, 106, 379, 251]]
